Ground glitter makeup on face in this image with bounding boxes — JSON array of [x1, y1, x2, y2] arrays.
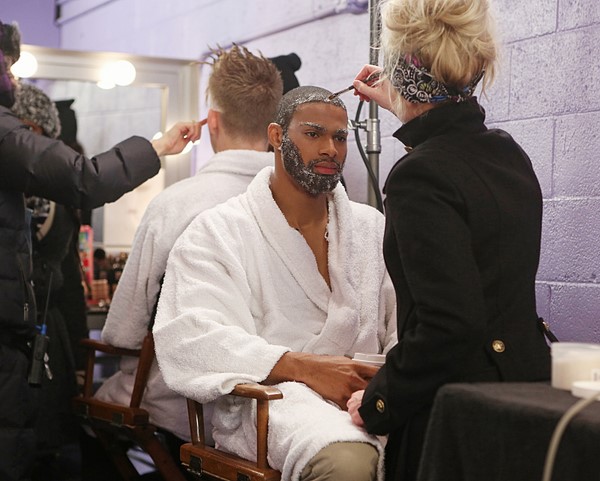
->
[[281, 133, 343, 196]]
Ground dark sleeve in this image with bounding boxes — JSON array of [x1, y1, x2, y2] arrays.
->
[[359, 155, 488, 434], [55, 239, 89, 371], [0, 108, 160, 209]]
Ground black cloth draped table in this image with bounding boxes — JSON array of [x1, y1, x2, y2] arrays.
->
[[417, 382, 600, 481]]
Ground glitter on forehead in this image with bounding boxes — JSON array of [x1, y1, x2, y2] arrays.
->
[[274, 86, 346, 132]]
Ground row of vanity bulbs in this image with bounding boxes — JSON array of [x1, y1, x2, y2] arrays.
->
[[11, 51, 136, 90], [10, 51, 197, 154]]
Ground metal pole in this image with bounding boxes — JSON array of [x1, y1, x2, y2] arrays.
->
[[366, 0, 381, 208]]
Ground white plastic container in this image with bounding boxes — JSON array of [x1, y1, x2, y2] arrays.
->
[[571, 381, 600, 399], [551, 342, 600, 390], [352, 353, 386, 367]]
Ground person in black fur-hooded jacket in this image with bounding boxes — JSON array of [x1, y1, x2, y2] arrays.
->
[[12, 82, 91, 480], [0, 20, 202, 481]]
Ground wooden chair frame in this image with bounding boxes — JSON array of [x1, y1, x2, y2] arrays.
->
[[73, 332, 187, 481], [181, 384, 283, 481]]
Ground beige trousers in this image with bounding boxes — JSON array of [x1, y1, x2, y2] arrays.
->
[[300, 442, 379, 481]]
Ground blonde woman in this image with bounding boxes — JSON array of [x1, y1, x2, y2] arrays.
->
[[347, 0, 551, 479]]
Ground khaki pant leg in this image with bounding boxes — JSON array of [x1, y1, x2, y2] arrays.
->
[[300, 442, 379, 481]]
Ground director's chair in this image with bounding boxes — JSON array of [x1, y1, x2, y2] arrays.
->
[[73, 331, 187, 481]]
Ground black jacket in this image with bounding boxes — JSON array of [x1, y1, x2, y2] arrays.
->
[[359, 99, 551, 480], [0, 105, 160, 342], [0, 105, 159, 480]]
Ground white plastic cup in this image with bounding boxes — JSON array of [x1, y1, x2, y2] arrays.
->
[[551, 342, 600, 390], [352, 353, 386, 367]]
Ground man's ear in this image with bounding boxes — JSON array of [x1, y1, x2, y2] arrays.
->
[[207, 109, 219, 137], [268, 122, 283, 151]]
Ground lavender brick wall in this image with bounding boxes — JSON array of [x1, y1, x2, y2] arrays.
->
[[0, 0, 59, 48], [14, 0, 598, 342], [483, 2, 600, 343]]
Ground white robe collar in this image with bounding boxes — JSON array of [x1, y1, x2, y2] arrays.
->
[[246, 167, 361, 353], [197, 149, 274, 177]]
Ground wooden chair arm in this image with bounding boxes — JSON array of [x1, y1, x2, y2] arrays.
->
[[73, 396, 149, 426], [231, 383, 284, 401], [80, 338, 141, 357], [187, 383, 283, 445], [187, 382, 283, 471], [232, 383, 283, 468], [78, 334, 153, 408]]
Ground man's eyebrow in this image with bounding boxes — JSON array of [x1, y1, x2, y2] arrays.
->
[[299, 121, 326, 131], [300, 122, 349, 136]]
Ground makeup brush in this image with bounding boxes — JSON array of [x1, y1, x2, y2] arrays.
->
[[327, 71, 381, 100]]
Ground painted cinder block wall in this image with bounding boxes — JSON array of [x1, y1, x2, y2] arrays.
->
[[486, 0, 600, 343], [39, 0, 600, 343]]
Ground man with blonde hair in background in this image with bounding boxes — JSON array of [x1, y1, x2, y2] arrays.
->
[[85, 45, 284, 479]]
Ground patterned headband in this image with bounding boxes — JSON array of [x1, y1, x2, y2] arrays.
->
[[391, 55, 483, 104]]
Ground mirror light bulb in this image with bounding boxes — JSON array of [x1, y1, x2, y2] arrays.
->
[[97, 64, 116, 89], [11, 52, 38, 78], [97, 60, 136, 89], [97, 79, 115, 89], [112, 60, 136, 86]]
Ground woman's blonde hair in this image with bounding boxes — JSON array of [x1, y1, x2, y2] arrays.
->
[[380, 0, 498, 104]]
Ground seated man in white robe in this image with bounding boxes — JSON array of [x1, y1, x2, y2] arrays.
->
[[154, 86, 397, 481]]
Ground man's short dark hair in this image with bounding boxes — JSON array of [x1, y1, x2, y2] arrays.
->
[[273, 86, 346, 133]]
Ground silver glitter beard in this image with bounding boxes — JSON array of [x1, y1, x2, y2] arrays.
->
[[281, 134, 343, 196]]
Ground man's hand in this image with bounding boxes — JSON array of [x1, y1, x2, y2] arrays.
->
[[151, 119, 206, 157], [266, 352, 379, 409]]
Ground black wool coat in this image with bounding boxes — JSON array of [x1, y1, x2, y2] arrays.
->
[[359, 98, 551, 481]]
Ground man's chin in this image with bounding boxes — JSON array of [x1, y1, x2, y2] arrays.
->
[[299, 174, 341, 196]]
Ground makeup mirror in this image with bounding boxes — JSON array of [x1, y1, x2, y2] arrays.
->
[[19, 44, 200, 251]]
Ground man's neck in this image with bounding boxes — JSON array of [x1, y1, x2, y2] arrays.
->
[[270, 170, 329, 230], [214, 135, 268, 153], [270, 162, 332, 289]]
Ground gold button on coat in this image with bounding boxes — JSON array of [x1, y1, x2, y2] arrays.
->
[[376, 399, 385, 413], [492, 340, 505, 353]]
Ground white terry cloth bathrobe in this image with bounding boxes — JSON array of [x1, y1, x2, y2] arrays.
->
[[154, 166, 397, 480], [95, 150, 274, 441]]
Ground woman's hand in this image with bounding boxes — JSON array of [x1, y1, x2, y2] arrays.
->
[[151, 119, 206, 157], [347, 389, 366, 427], [353, 65, 398, 113]]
